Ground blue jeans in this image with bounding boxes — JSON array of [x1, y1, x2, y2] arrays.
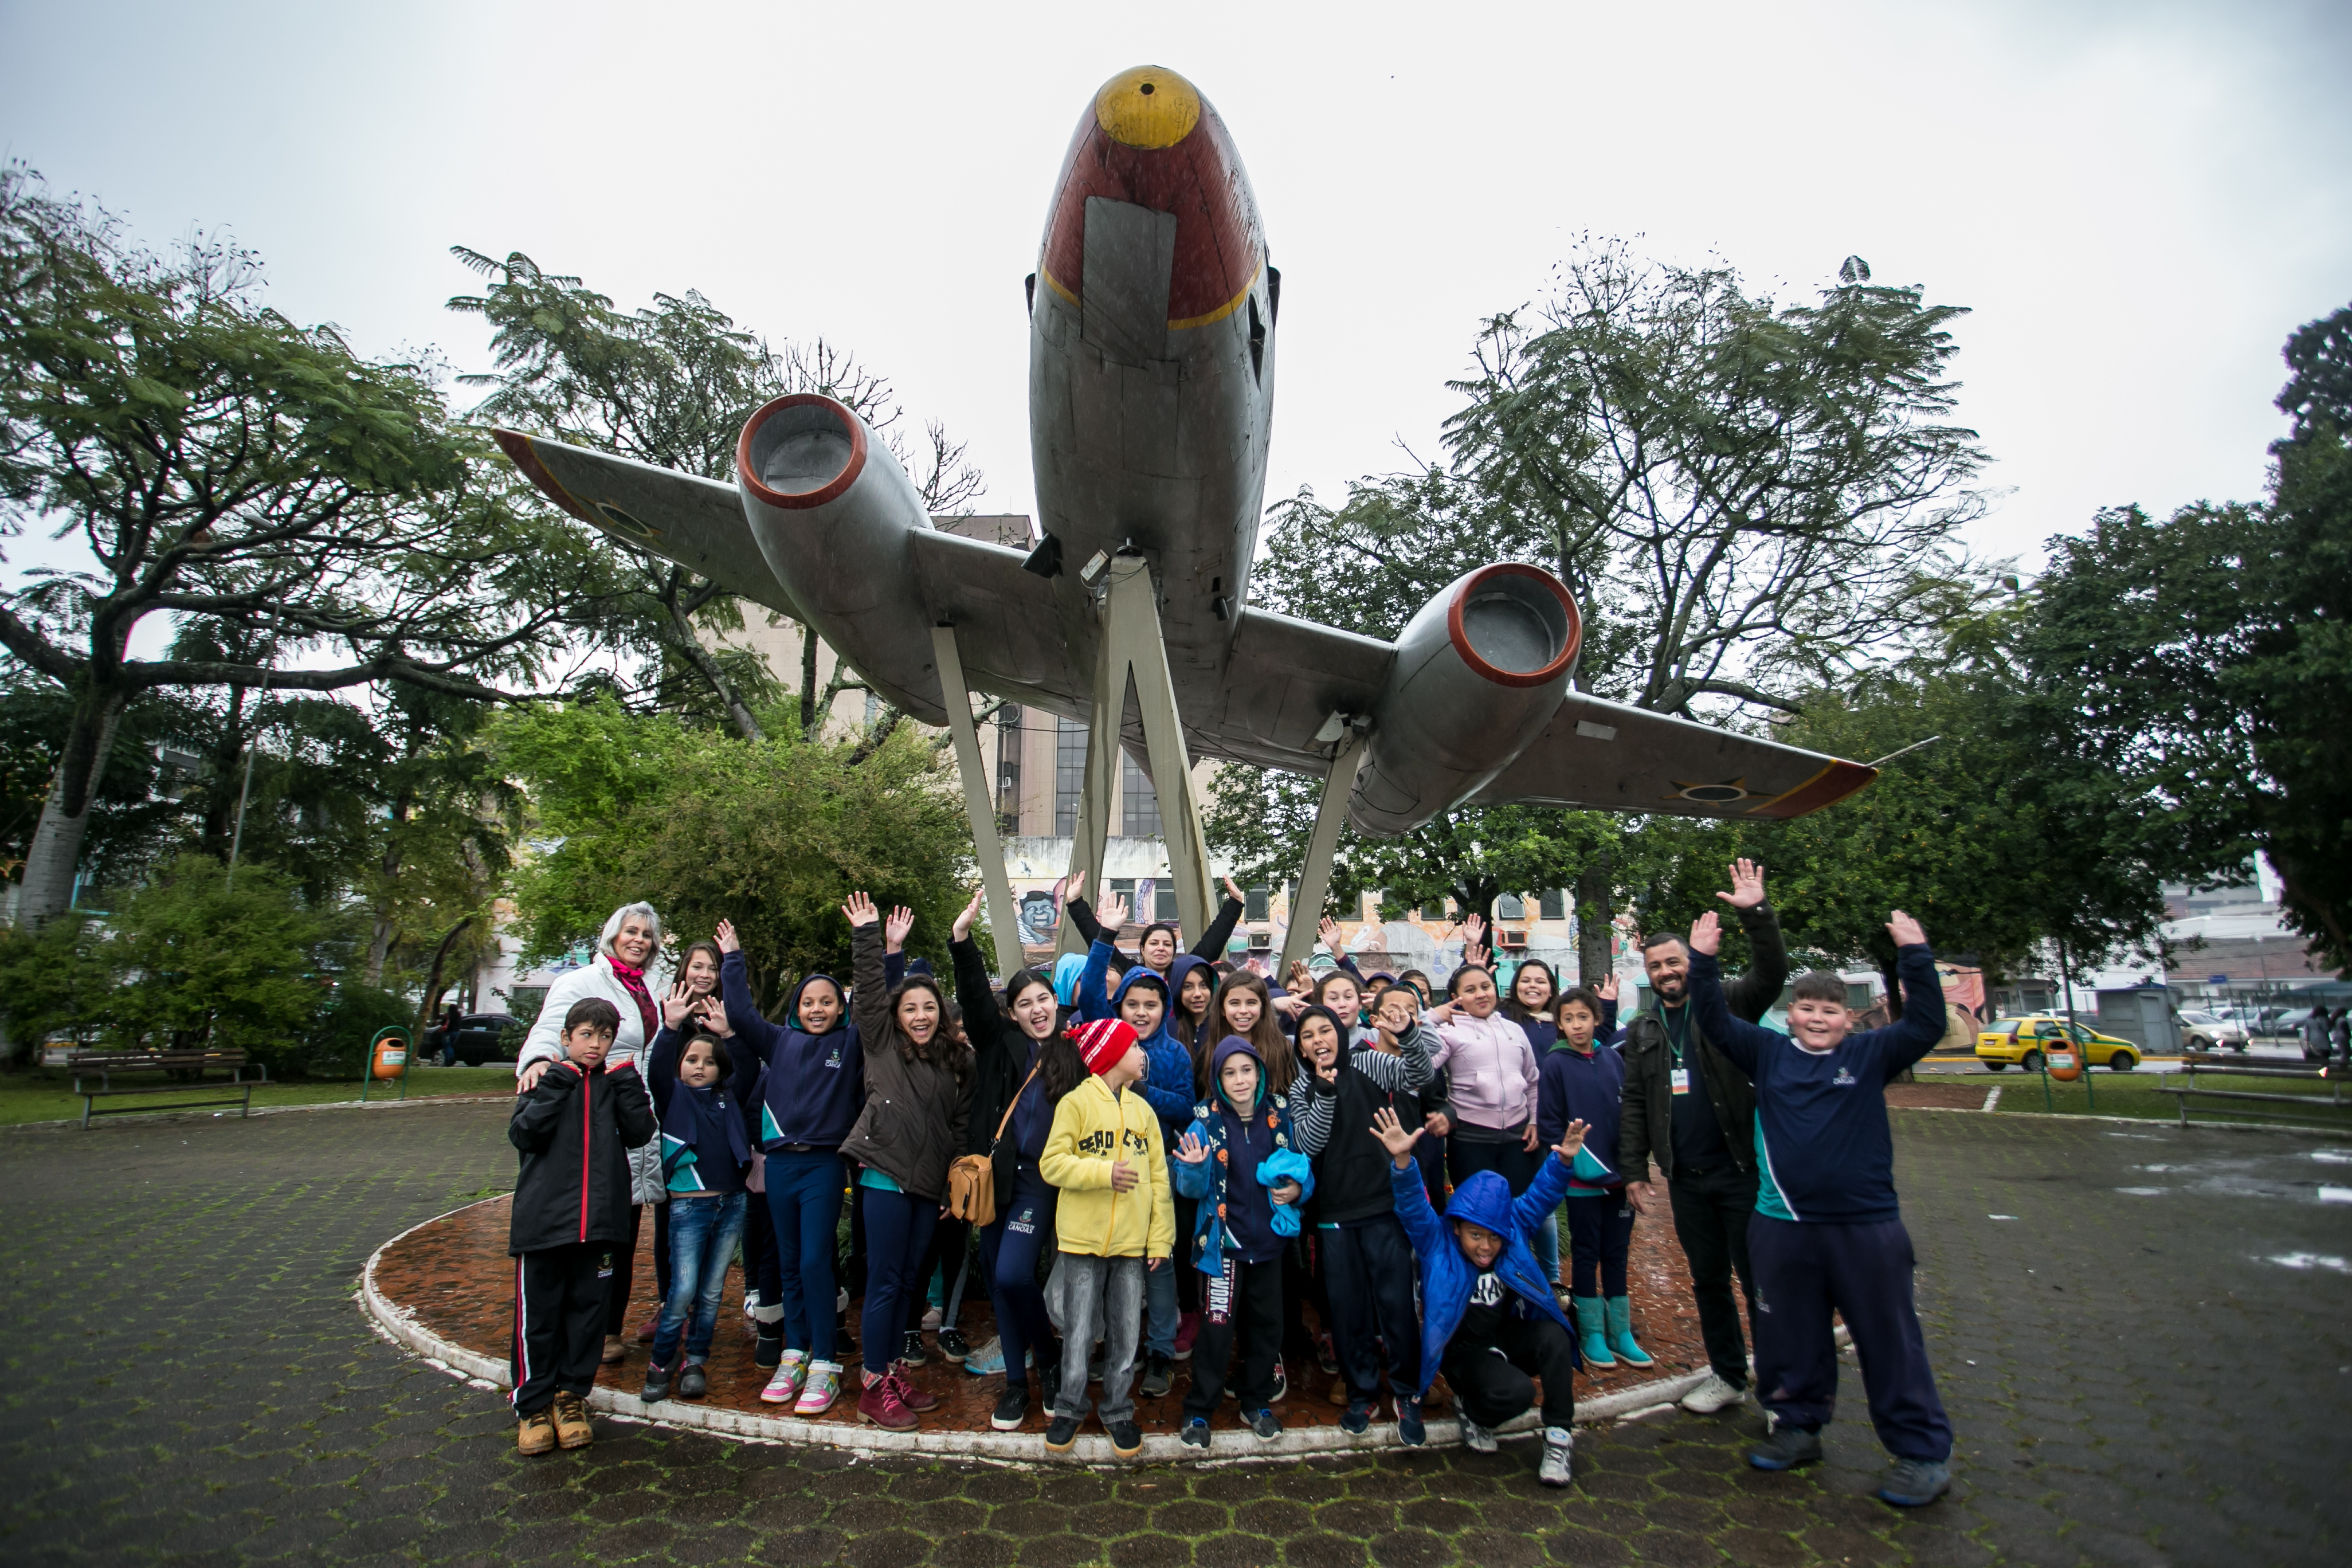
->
[[765, 1150, 845, 1362], [652, 1192, 746, 1366], [860, 1185, 938, 1376], [978, 1175, 1057, 1385]]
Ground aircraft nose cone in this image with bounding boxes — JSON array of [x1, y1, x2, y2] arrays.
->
[[1093, 65, 1202, 149], [1038, 65, 1264, 335]]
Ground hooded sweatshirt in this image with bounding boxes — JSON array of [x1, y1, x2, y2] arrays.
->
[[1164, 953, 1219, 1059], [1292, 1008, 1438, 1223], [1428, 1006, 1542, 1134], [1391, 1153, 1594, 1395], [1038, 1071, 1175, 1258], [646, 1027, 758, 1193], [1173, 1038, 1296, 1271], [1079, 938, 1195, 1132], [720, 955, 866, 1151]]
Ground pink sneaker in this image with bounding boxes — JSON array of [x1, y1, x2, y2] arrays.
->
[[1174, 1311, 1199, 1361], [760, 1351, 807, 1406], [793, 1360, 842, 1416], [856, 1369, 918, 1430]]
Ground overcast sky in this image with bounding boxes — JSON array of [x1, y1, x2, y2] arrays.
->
[[5, 0, 2347, 589]]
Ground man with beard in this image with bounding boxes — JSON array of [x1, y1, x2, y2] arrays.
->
[[1617, 859, 1787, 1414]]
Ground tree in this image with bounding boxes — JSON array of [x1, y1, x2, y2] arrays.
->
[[488, 695, 977, 1012], [449, 250, 984, 740], [0, 170, 594, 924]]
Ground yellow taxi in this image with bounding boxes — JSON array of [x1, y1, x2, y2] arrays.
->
[[1977, 1015, 2140, 1072]]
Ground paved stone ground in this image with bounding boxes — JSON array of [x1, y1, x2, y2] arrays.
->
[[2, 1099, 2346, 1566]]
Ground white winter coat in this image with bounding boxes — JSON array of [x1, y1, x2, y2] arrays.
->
[[517, 953, 670, 1205]]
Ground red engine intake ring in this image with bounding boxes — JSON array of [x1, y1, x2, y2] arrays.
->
[[1446, 563, 1582, 688], [736, 394, 867, 511]]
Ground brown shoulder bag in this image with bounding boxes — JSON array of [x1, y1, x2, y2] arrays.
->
[[946, 1061, 1040, 1228]]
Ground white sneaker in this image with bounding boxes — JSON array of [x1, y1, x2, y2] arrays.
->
[[1680, 1371, 1746, 1414], [1458, 1415, 1498, 1454], [1538, 1427, 1574, 1487]]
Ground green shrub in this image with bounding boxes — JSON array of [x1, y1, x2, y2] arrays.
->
[[305, 983, 417, 1079]]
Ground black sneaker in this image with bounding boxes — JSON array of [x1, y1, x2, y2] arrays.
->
[[1749, 1424, 1825, 1471], [640, 1362, 672, 1404], [1108, 1418, 1143, 1459], [1340, 1398, 1373, 1435], [1044, 1413, 1080, 1453], [1395, 1397, 1426, 1447], [754, 1331, 783, 1370], [1139, 1352, 1173, 1400], [1876, 1457, 1952, 1507], [678, 1362, 708, 1399], [1249, 1406, 1283, 1441], [900, 1329, 930, 1367], [1179, 1417, 1211, 1451], [1316, 1333, 1340, 1375], [990, 1383, 1029, 1432], [939, 1327, 971, 1364], [1041, 1355, 1063, 1410]]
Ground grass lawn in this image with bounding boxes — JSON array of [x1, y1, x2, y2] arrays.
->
[[0, 1065, 517, 1127], [1990, 1064, 2352, 1127]]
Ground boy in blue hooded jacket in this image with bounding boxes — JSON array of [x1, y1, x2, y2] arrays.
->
[[1373, 1104, 1601, 1487], [1171, 1037, 1303, 1450]]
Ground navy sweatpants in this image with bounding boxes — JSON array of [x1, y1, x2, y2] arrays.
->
[[1564, 1192, 1635, 1297], [1749, 1213, 1951, 1461], [978, 1178, 1057, 1385], [1320, 1214, 1420, 1401], [859, 1184, 936, 1377]]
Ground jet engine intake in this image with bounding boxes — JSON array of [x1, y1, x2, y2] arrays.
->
[[1350, 563, 1582, 836], [735, 394, 945, 722]]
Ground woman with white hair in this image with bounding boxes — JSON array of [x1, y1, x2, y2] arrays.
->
[[518, 901, 672, 1365]]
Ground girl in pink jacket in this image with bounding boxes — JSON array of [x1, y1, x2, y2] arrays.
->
[[1427, 963, 1544, 1197]]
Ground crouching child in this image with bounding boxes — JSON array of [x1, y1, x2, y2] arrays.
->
[[1172, 1037, 1306, 1451], [1039, 1018, 1175, 1459], [507, 997, 658, 1455], [1683, 907, 1955, 1507], [1373, 1105, 1605, 1486]]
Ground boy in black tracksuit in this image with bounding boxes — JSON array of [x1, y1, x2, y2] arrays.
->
[[1683, 907, 1955, 1508], [508, 998, 657, 1455]]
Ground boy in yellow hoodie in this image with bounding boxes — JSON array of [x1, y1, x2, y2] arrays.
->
[[1040, 1017, 1176, 1458]]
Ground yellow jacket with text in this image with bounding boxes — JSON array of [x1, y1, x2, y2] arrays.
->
[[1039, 1075, 1175, 1259]]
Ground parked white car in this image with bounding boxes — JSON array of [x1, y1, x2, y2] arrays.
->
[[2179, 1009, 2249, 1052]]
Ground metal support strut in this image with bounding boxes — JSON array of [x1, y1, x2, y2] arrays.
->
[[1059, 555, 1216, 955], [931, 625, 1024, 979], [1280, 730, 1369, 978]]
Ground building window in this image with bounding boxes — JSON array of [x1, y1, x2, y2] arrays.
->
[[1540, 889, 1565, 920], [1155, 883, 1179, 922], [1122, 754, 1161, 837], [1055, 716, 1086, 834], [1497, 893, 1526, 919], [995, 705, 1023, 837], [1245, 885, 1269, 922]]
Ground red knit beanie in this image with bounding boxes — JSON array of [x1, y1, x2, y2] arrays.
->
[[1069, 1017, 1140, 1078]]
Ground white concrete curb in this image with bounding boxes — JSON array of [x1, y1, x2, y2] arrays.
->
[[359, 1198, 1715, 1467]]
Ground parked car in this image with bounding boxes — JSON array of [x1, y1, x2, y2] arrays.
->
[[2179, 1010, 2250, 1052], [1976, 1016, 2140, 1072], [425, 1012, 515, 1067]]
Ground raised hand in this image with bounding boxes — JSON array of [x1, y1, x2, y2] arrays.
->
[[1463, 913, 1486, 947], [1719, 858, 1767, 910], [1223, 876, 1246, 905], [1314, 1057, 1339, 1086], [1270, 992, 1308, 1018], [1688, 910, 1722, 957], [693, 995, 734, 1038], [1174, 1130, 1211, 1165], [1285, 959, 1312, 993], [1887, 909, 1928, 948], [1371, 1105, 1424, 1164], [884, 904, 915, 952], [1319, 915, 1345, 955], [1099, 893, 1131, 931], [1110, 1154, 1139, 1192], [951, 887, 984, 942], [1597, 973, 1620, 1003], [842, 891, 879, 928], [661, 979, 697, 1029], [1550, 1117, 1590, 1163]]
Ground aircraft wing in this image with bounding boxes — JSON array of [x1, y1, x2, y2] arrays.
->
[[490, 430, 803, 619], [1467, 692, 1877, 820]]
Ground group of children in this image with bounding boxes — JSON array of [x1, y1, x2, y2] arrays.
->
[[504, 871, 1957, 1506]]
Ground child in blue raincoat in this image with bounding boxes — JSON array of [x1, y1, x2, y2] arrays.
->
[[1372, 1104, 1602, 1487]]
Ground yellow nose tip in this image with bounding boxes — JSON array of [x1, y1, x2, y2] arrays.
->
[[1094, 65, 1202, 149]]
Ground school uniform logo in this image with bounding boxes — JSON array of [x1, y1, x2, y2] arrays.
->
[[1006, 1202, 1038, 1236], [1833, 1067, 1857, 1087], [824, 1046, 843, 1070]]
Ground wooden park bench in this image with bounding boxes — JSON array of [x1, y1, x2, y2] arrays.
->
[[2156, 1050, 2352, 1132], [68, 1048, 266, 1129]]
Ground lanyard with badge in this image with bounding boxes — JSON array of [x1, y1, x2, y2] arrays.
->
[[1664, 1006, 1692, 1096]]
